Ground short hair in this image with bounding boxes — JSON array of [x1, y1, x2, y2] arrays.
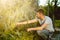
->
[[37, 9, 44, 14]]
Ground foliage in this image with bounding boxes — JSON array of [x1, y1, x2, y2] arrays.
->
[[0, 22, 40, 40], [0, 0, 39, 40]]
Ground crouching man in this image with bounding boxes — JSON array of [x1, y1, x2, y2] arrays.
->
[[17, 9, 55, 40]]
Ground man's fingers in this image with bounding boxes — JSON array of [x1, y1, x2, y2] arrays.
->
[[27, 29, 30, 32], [27, 28, 31, 32]]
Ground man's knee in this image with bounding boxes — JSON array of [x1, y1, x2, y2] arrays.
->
[[37, 30, 50, 39]]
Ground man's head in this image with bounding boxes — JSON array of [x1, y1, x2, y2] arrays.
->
[[36, 9, 45, 19]]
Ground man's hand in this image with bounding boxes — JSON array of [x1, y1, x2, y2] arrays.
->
[[27, 28, 34, 32]]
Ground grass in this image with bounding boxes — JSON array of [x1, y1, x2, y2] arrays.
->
[[0, 22, 40, 40]]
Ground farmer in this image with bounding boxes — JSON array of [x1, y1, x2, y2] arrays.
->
[[16, 9, 55, 39]]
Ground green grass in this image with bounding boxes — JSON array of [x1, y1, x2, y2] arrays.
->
[[0, 22, 40, 40], [55, 20, 60, 28]]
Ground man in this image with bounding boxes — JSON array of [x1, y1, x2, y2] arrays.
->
[[16, 9, 55, 39]]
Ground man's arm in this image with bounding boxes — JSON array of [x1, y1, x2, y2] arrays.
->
[[27, 23, 48, 31], [16, 19, 38, 25], [27, 17, 51, 32]]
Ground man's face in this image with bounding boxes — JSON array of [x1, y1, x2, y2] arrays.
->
[[36, 12, 43, 19]]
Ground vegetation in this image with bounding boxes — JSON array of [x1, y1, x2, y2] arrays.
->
[[0, 0, 40, 40], [0, 0, 60, 40]]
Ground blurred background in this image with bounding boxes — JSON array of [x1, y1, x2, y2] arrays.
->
[[0, 0, 60, 40]]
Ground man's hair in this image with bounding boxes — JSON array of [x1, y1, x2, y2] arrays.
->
[[37, 9, 44, 14]]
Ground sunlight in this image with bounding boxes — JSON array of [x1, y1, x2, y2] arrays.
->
[[39, 0, 53, 6], [39, 0, 48, 6], [0, 0, 16, 8]]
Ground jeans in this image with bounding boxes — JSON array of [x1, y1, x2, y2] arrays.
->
[[37, 30, 53, 39]]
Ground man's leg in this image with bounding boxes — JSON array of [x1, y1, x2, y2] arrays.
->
[[37, 30, 50, 40]]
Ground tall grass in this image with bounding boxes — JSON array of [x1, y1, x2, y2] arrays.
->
[[0, 0, 39, 40]]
